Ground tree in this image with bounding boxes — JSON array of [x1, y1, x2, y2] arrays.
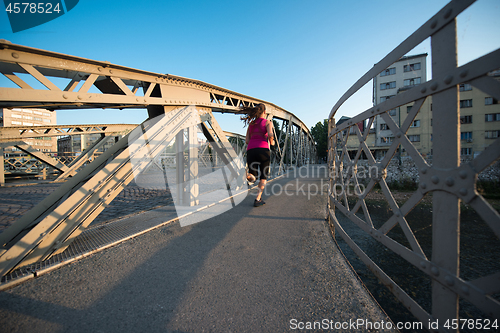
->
[[311, 119, 328, 161]]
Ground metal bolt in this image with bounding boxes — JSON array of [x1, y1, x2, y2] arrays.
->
[[421, 168, 427, 174], [420, 182, 427, 189], [396, 133, 401, 138], [77, 95, 83, 100], [445, 177, 454, 186], [63, 94, 69, 99], [459, 170, 467, 179], [444, 8, 452, 19], [420, 87, 427, 94], [431, 176, 439, 184], [98, 67, 103, 72], [444, 75, 453, 85], [459, 188, 468, 196], [420, 261, 427, 269], [395, 212, 400, 217], [445, 276, 454, 286], [430, 20, 438, 29], [430, 82, 438, 91], [459, 69, 468, 78], [11, 52, 19, 59], [431, 266, 439, 276], [109, 69, 113, 74]]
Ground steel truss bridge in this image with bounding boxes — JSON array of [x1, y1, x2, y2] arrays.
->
[[327, 0, 499, 330], [0, 40, 316, 279]]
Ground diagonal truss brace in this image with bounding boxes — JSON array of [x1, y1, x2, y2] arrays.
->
[[0, 107, 198, 276]]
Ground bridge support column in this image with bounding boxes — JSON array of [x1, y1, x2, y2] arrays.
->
[[431, 16, 460, 327]]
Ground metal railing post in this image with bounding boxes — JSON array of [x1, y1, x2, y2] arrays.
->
[[430, 17, 460, 326]]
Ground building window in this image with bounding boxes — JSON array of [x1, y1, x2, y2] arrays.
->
[[485, 130, 500, 139], [380, 68, 396, 76], [460, 115, 472, 124], [404, 63, 421, 72], [380, 124, 389, 130], [403, 77, 421, 87], [459, 83, 472, 91], [485, 113, 500, 122], [408, 135, 420, 142], [460, 99, 473, 108], [380, 95, 395, 103], [389, 109, 397, 116], [11, 120, 22, 125], [410, 120, 420, 127], [485, 97, 498, 105], [461, 148, 472, 156], [461, 132, 473, 141], [381, 137, 394, 144], [380, 81, 396, 90]]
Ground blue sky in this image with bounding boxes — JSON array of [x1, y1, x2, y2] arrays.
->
[[1, 0, 499, 135]]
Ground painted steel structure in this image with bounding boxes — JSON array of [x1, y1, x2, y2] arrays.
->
[[0, 41, 316, 277], [0, 123, 137, 182], [328, 0, 499, 331]]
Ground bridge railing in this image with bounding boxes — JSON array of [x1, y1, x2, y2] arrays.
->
[[327, 0, 499, 330]]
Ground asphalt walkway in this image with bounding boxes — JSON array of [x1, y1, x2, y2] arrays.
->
[[0, 166, 395, 332]]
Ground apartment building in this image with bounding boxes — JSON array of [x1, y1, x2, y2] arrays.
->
[[459, 70, 500, 158], [339, 56, 500, 161], [0, 108, 57, 154], [57, 134, 120, 155], [372, 53, 428, 159]]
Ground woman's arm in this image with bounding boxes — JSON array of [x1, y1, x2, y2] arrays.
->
[[245, 126, 250, 145], [266, 120, 275, 146]]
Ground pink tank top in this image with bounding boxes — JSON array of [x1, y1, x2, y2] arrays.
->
[[247, 118, 269, 150]]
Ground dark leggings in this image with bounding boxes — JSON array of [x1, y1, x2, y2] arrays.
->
[[247, 148, 270, 180]]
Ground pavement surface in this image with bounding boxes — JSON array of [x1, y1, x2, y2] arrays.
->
[[0, 166, 396, 332]]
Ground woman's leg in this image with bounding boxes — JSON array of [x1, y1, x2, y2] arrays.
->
[[256, 179, 266, 201]]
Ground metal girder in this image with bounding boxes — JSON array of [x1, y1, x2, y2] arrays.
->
[[0, 124, 137, 143], [327, 0, 500, 330], [0, 41, 313, 144]]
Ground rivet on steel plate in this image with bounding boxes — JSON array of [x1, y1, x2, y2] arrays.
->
[[431, 176, 439, 184], [459, 188, 468, 196], [421, 168, 427, 174], [421, 183, 427, 189], [11, 52, 19, 59], [459, 170, 467, 179], [445, 276, 454, 286], [444, 8, 452, 19], [445, 177, 454, 186], [430, 82, 438, 91], [462, 286, 469, 295], [63, 94, 69, 99], [109, 70, 113, 74], [430, 20, 438, 29], [431, 267, 439, 276], [420, 261, 427, 269], [395, 212, 400, 217], [444, 75, 453, 85], [459, 69, 468, 78], [420, 87, 427, 94], [77, 95, 83, 100], [396, 133, 401, 138]]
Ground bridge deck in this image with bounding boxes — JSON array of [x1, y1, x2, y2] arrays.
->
[[0, 166, 394, 332]]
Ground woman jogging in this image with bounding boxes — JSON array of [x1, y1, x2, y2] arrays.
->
[[241, 103, 275, 207]]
